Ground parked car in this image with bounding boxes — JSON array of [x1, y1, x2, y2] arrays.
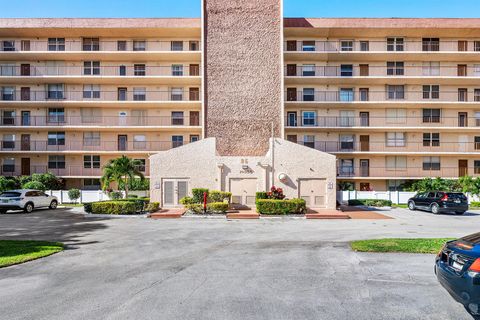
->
[[436, 233, 480, 319], [408, 191, 468, 215], [0, 189, 58, 213]]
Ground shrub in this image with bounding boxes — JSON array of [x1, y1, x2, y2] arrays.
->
[[267, 186, 285, 200], [146, 202, 160, 213], [68, 188, 81, 204], [21, 173, 63, 190], [207, 202, 228, 213], [22, 180, 46, 191], [256, 199, 306, 215], [470, 201, 480, 208], [0, 176, 17, 192], [83, 203, 93, 213], [192, 188, 209, 203], [127, 194, 138, 198], [91, 201, 137, 215], [256, 192, 268, 200], [109, 191, 123, 200], [180, 196, 196, 205], [114, 198, 147, 212], [348, 199, 392, 207], [208, 190, 232, 203], [185, 203, 203, 214]]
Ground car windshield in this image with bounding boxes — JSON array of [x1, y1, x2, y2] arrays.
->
[[0, 192, 21, 198], [446, 193, 467, 200]]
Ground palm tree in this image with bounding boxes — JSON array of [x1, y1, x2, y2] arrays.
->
[[101, 156, 145, 198]]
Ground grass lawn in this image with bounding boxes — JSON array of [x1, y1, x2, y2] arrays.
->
[[60, 203, 83, 207], [351, 238, 454, 254], [0, 240, 64, 268], [392, 204, 408, 209]]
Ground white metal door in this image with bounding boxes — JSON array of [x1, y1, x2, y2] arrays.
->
[[229, 178, 257, 206], [163, 179, 188, 207], [300, 179, 326, 208]]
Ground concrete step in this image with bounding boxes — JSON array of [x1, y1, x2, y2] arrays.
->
[[226, 211, 259, 219], [149, 209, 184, 219]]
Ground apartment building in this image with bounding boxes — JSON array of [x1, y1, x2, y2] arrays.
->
[[1, 5, 480, 204]]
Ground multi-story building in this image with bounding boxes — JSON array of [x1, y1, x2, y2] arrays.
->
[[2, 11, 480, 202]]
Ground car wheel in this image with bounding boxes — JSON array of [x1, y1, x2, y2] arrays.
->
[[49, 200, 58, 210], [24, 202, 34, 213], [431, 203, 440, 214], [408, 201, 416, 211], [455, 211, 465, 215]]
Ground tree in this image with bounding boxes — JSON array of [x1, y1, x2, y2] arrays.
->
[[22, 181, 46, 191], [100, 156, 145, 198], [68, 188, 81, 204], [0, 176, 17, 192]]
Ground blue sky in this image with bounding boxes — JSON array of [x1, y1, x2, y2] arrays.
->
[[0, 0, 478, 18]]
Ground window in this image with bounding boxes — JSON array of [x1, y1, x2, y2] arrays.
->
[[422, 38, 440, 51], [21, 40, 30, 51], [171, 41, 183, 51], [172, 135, 183, 148], [2, 110, 15, 125], [131, 110, 147, 126], [0, 64, 15, 76], [2, 158, 15, 172], [387, 37, 404, 51], [134, 64, 146, 76], [83, 132, 100, 146], [475, 137, 480, 150], [83, 84, 100, 99], [82, 38, 99, 51], [302, 64, 315, 76], [134, 159, 146, 172], [475, 89, 480, 102], [83, 178, 101, 189], [422, 62, 440, 76], [81, 108, 102, 123], [339, 88, 354, 102], [386, 132, 405, 147], [458, 88, 468, 102], [302, 88, 314, 101], [47, 84, 64, 99], [475, 41, 480, 52], [117, 41, 127, 51], [476, 112, 480, 127], [340, 40, 353, 51], [303, 135, 315, 148], [171, 111, 184, 125], [302, 40, 315, 51], [360, 41, 369, 51], [117, 87, 127, 101], [302, 111, 316, 126], [475, 161, 480, 174], [1, 86, 15, 101], [423, 133, 440, 147], [2, 41, 15, 51], [171, 64, 184, 76], [359, 88, 369, 101], [339, 110, 355, 127], [423, 156, 440, 170], [189, 41, 199, 51], [387, 85, 404, 100], [423, 109, 441, 123], [48, 155, 65, 169], [47, 132, 65, 146], [133, 87, 146, 101], [339, 159, 354, 175], [2, 134, 15, 149], [340, 134, 354, 150], [48, 38, 65, 51], [190, 135, 200, 142], [340, 64, 353, 76], [133, 135, 146, 149], [287, 112, 297, 127], [83, 61, 100, 75], [474, 64, 480, 77], [48, 108, 65, 123], [119, 65, 126, 76], [45, 61, 64, 76], [387, 61, 404, 75], [386, 156, 407, 171], [423, 85, 439, 99], [133, 40, 146, 51], [170, 88, 183, 101]]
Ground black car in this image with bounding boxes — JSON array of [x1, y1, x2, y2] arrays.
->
[[436, 233, 480, 319], [408, 191, 468, 215]]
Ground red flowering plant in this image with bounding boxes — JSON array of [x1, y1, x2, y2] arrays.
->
[[267, 186, 285, 200]]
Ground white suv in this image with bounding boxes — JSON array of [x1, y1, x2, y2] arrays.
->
[[0, 189, 58, 213]]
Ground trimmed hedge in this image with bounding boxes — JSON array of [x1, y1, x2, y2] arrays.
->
[[207, 202, 228, 213], [146, 202, 160, 213], [91, 201, 137, 215], [192, 188, 209, 203], [208, 190, 232, 203], [255, 192, 268, 200], [127, 194, 138, 198], [185, 203, 203, 214], [109, 191, 123, 200], [470, 201, 480, 208], [115, 198, 147, 212], [179, 196, 196, 205], [256, 199, 306, 215], [348, 199, 392, 207], [83, 202, 93, 213]]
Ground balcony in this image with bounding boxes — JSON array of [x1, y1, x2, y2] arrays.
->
[[0, 165, 150, 177], [0, 140, 195, 152], [337, 166, 476, 179]]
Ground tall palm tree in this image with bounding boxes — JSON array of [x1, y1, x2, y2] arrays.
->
[[101, 156, 145, 198]]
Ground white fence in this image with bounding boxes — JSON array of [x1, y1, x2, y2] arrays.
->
[[45, 190, 149, 204], [337, 191, 480, 205]]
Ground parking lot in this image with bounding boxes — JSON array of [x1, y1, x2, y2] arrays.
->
[[0, 207, 479, 320]]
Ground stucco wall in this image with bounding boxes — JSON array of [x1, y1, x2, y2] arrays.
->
[[203, 0, 282, 156]]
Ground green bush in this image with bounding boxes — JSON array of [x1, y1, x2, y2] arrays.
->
[[127, 194, 138, 198], [255, 192, 268, 200], [115, 199, 147, 212], [208, 190, 232, 203], [91, 201, 137, 215], [22, 181, 46, 191], [179, 196, 196, 205], [207, 202, 229, 213], [256, 199, 306, 215], [0, 176, 17, 192], [68, 188, 81, 204], [109, 191, 123, 200], [83, 203, 93, 213], [470, 201, 480, 208], [348, 199, 392, 207], [185, 203, 204, 214], [192, 188, 209, 203], [146, 202, 160, 213]]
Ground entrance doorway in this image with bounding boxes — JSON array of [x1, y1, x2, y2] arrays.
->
[[163, 179, 188, 207], [229, 178, 257, 207], [299, 178, 326, 208]]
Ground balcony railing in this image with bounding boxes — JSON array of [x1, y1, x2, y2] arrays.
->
[[0, 65, 201, 77], [284, 90, 480, 103], [285, 65, 480, 77], [285, 116, 480, 128], [0, 115, 202, 127], [296, 141, 480, 153], [0, 140, 194, 152], [0, 165, 150, 177], [0, 40, 200, 52], [284, 40, 480, 52], [337, 166, 476, 178], [0, 90, 200, 102]]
